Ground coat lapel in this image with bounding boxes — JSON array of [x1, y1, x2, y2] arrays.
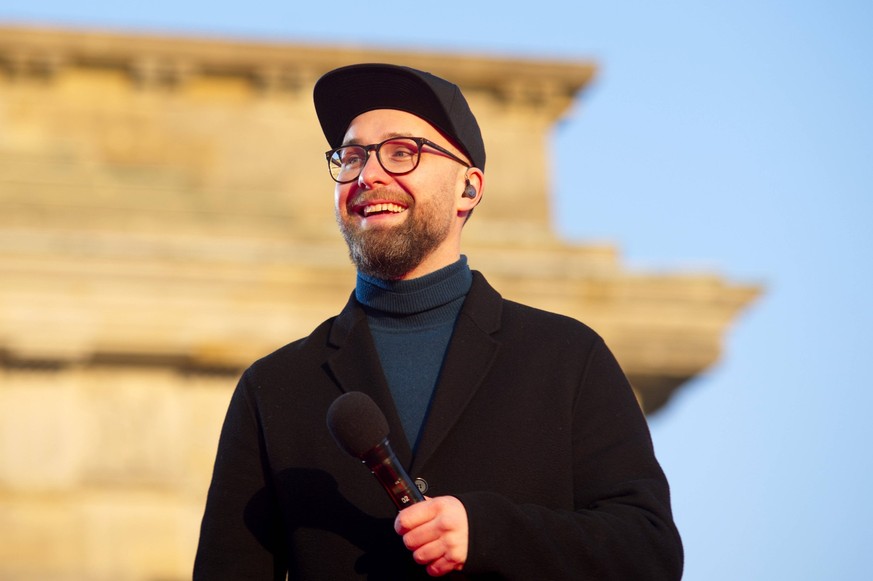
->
[[410, 273, 502, 476], [325, 294, 414, 466]]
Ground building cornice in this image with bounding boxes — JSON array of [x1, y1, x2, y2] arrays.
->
[[0, 24, 596, 120]]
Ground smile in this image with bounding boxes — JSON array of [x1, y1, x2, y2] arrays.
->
[[360, 203, 406, 217]]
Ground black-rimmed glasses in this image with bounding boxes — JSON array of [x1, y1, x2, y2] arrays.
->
[[325, 137, 469, 184]]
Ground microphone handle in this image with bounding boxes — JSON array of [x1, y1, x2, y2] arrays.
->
[[360, 439, 425, 510]]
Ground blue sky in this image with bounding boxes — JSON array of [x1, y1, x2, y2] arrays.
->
[[3, 2, 871, 579]]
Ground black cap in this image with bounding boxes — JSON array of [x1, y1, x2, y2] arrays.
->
[[313, 63, 486, 171]]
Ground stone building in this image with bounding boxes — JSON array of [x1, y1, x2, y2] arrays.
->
[[0, 25, 757, 581]]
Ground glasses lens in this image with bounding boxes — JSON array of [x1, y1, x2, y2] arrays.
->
[[377, 138, 420, 175], [327, 138, 422, 183], [329, 146, 367, 182]]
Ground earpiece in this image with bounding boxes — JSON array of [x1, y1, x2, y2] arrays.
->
[[462, 181, 477, 199]]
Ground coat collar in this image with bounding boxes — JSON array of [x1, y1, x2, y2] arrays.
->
[[325, 293, 412, 463], [326, 271, 503, 473], [410, 271, 502, 475]]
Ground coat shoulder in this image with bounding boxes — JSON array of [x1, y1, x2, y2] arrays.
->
[[498, 297, 604, 348], [243, 315, 338, 383], [467, 271, 603, 348]]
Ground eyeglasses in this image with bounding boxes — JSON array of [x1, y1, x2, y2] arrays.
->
[[325, 136, 470, 184]]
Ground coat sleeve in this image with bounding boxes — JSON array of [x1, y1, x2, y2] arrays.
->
[[193, 370, 288, 580], [457, 338, 684, 580]]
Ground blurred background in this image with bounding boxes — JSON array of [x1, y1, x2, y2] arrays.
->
[[1, 2, 871, 580]]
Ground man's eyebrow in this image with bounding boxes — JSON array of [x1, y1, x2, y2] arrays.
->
[[341, 132, 416, 147]]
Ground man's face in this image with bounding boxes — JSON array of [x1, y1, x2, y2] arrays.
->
[[334, 109, 468, 280]]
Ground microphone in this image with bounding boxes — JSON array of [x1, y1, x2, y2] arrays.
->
[[326, 391, 425, 511]]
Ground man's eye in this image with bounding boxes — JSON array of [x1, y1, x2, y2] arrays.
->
[[340, 151, 364, 166], [386, 146, 417, 160]]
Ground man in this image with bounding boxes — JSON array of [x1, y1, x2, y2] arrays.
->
[[194, 63, 683, 580]]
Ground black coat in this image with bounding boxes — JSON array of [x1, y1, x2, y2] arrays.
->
[[195, 272, 683, 580]]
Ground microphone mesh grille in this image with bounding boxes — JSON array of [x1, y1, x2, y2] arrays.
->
[[326, 392, 390, 458]]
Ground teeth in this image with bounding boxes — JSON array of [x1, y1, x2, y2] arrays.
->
[[362, 203, 405, 216]]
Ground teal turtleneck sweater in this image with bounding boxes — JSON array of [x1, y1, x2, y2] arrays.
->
[[355, 256, 473, 451]]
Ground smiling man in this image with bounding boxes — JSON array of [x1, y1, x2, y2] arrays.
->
[[332, 108, 480, 281], [194, 64, 683, 580]]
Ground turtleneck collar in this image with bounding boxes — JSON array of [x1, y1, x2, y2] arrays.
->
[[355, 256, 472, 318]]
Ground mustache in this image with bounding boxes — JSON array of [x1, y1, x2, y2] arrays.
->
[[348, 188, 412, 207]]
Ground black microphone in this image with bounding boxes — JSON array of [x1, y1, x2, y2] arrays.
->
[[326, 391, 425, 511]]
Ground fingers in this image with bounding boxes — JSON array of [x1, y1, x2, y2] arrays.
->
[[394, 496, 437, 536], [425, 555, 460, 577], [394, 496, 468, 577]]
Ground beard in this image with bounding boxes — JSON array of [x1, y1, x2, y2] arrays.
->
[[337, 188, 454, 280]]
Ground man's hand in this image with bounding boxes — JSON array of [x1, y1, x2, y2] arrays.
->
[[394, 496, 469, 577]]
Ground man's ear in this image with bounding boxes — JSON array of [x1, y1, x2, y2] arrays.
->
[[458, 168, 484, 211]]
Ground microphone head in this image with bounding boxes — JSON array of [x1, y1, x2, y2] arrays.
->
[[326, 392, 390, 458]]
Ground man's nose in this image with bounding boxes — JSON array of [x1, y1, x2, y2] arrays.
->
[[357, 150, 390, 188]]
